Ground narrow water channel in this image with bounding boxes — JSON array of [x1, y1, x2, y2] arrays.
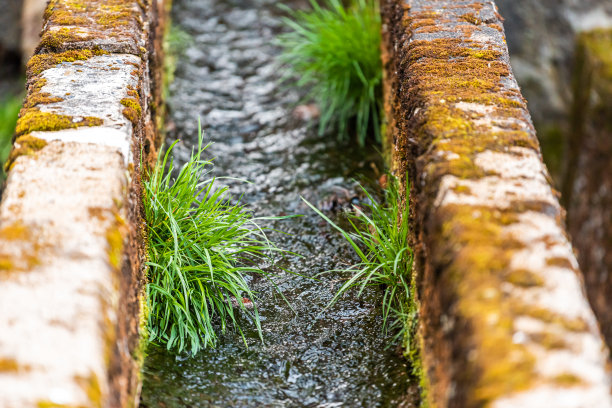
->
[[140, 0, 417, 406]]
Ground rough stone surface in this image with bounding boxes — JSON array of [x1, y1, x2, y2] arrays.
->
[[381, 1, 612, 407], [564, 29, 612, 351], [0, 0, 168, 407], [0, 143, 127, 408]]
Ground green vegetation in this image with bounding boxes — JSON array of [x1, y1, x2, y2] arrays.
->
[[304, 176, 415, 343], [163, 23, 192, 99], [277, 0, 383, 146], [0, 95, 22, 178], [144, 123, 283, 354]]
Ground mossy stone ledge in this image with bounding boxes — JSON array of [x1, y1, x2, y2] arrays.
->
[[381, 0, 612, 407], [0, 0, 169, 407]]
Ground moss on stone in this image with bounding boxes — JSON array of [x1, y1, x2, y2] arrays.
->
[[120, 97, 142, 125], [15, 109, 103, 137], [106, 225, 124, 270], [546, 257, 574, 269], [0, 358, 20, 372], [75, 372, 103, 408], [0, 221, 42, 275], [36, 402, 77, 408], [552, 373, 584, 387], [505, 268, 544, 288], [0, 221, 29, 241], [24, 78, 65, 108], [435, 204, 535, 404], [4, 134, 48, 171], [512, 303, 589, 332], [27, 49, 108, 77], [452, 184, 472, 195], [39, 27, 93, 52], [530, 331, 568, 350], [580, 29, 612, 83], [44, 0, 144, 34], [460, 12, 481, 25]]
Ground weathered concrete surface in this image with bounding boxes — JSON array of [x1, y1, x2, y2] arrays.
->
[[495, 0, 612, 182], [381, 1, 612, 407], [0, 0, 168, 406], [564, 29, 612, 351]]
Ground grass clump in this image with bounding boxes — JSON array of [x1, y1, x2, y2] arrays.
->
[[144, 123, 282, 354], [304, 176, 415, 343], [0, 95, 23, 178], [277, 0, 383, 146]]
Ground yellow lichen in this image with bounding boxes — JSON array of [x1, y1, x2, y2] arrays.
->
[[39, 27, 93, 51], [15, 109, 103, 136], [0, 221, 42, 275], [75, 372, 103, 408], [460, 12, 481, 25], [27, 49, 108, 77], [0, 358, 20, 372], [436, 204, 535, 404], [546, 257, 574, 270], [0, 221, 29, 241], [552, 373, 584, 387], [23, 78, 64, 108], [505, 269, 544, 288], [4, 134, 49, 172], [106, 227, 124, 270], [513, 303, 589, 332]]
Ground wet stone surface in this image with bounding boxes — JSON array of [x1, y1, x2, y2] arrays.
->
[[140, 0, 417, 406]]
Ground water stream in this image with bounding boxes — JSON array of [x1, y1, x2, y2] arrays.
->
[[140, 0, 417, 406]]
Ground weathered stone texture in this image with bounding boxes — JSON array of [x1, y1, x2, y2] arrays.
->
[[381, 0, 612, 407], [0, 0, 168, 407], [564, 29, 612, 351]]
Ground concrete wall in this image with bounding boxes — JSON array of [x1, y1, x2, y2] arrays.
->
[[0, 0, 168, 407], [381, 1, 612, 406]]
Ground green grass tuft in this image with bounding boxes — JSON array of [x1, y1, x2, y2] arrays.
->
[[144, 122, 283, 354], [277, 0, 383, 146], [0, 95, 22, 177], [304, 176, 415, 344]]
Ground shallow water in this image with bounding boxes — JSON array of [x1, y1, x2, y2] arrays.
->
[[140, 0, 417, 406]]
